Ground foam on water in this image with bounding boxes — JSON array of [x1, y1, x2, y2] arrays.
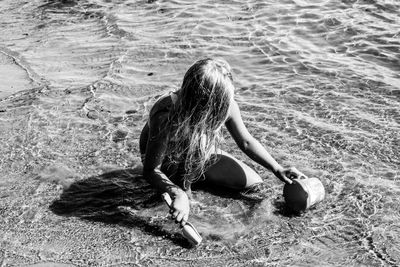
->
[[0, 0, 399, 266]]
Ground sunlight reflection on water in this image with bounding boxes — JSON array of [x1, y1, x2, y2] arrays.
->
[[0, 0, 399, 265]]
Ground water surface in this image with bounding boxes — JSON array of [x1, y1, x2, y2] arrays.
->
[[0, 0, 399, 266]]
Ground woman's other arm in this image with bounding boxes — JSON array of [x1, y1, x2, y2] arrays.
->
[[225, 100, 302, 184]]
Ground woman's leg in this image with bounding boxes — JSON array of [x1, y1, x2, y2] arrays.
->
[[139, 122, 149, 160], [141, 125, 262, 190], [202, 150, 262, 190]]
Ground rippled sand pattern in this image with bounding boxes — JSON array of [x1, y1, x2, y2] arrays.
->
[[0, 0, 399, 266]]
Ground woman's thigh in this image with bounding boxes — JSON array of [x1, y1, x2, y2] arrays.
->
[[202, 150, 262, 190], [141, 127, 262, 190]]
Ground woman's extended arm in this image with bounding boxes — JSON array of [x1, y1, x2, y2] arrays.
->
[[142, 112, 190, 225], [225, 100, 302, 184]]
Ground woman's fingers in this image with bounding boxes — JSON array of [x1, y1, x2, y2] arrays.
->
[[277, 169, 293, 184], [175, 212, 184, 224], [168, 192, 190, 226], [182, 213, 188, 225], [284, 167, 301, 179], [170, 209, 188, 226], [276, 166, 307, 184], [172, 210, 179, 219], [282, 175, 293, 184], [284, 168, 296, 179], [290, 167, 307, 179]]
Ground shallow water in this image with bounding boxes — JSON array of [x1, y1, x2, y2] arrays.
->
[[0, 0, 399, 266]]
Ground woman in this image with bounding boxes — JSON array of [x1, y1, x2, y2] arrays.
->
[[140, 58, 304, 226]]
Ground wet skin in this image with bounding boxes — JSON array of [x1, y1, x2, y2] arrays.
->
[[140, 90, 304, 225]]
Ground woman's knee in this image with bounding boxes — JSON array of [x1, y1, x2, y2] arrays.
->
[[203, 152, 262, 190]]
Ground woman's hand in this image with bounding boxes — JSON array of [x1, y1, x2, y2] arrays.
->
[[274, 166, 306, 184], [170, 190, 190, 226]]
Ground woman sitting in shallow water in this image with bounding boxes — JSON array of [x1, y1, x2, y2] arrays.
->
[[140, 58, 304, 226]]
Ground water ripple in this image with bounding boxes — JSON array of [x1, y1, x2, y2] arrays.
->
[[0, 0, 399, 265]]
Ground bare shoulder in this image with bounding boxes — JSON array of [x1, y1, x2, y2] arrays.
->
[[226, 98, 241, 122], [149, 94, 173, 117], [147, 104, 171, 145], [148, 110, 169, 139]]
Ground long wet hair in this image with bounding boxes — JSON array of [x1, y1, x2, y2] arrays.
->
[[166, 58, 234, 189]]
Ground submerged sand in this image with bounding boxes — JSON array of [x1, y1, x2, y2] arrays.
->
[[0, 52, 35, 99], [1, 64, 399, 267], [1, 0, 400, 266]]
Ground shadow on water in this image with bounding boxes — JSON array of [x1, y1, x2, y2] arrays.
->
[[272, 199, 303, 218], [49, 166, 298, 247], [49, 168, 191, 248]]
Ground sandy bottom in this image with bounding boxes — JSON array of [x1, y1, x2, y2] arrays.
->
[[1, 1, 399, 265], [0, 52, 34, 99], [1, 82, 399, 267], [0, 74, 278, 266]]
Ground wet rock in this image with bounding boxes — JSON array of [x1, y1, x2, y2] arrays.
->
[[112, 129, 128, 142], [125, 109, 138, 115], [86, 110, 99, 120]]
